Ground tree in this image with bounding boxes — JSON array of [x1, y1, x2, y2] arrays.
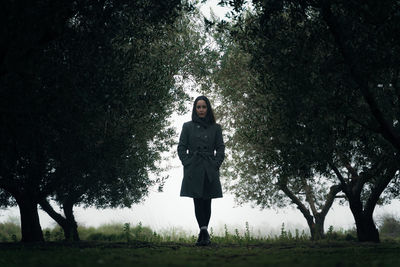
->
[[206, 40, 343, 240], [37, 4, 200, 241], [0, 0, 188, 242], [207, 0, 400, 242], [220, 0, 400, 153]]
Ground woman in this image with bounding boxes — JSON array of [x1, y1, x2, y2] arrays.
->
[[177, 95, 225, 246]]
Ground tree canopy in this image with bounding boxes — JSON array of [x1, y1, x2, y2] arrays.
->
[[0, 0, 194, 242], [205, 0, 400, 242]]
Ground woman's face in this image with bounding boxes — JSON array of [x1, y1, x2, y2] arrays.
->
[[196, 100, 207, 118]]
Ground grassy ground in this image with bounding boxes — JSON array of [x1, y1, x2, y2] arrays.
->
[[0, 241, 399, 267], [1, 221, 400, 266]]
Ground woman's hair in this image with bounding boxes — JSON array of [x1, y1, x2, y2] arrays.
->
[[191, 95, 216, 124]]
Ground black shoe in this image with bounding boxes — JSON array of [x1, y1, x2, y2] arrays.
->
[[195, 229, 211, 246], [202, 229, 211, 246], [195, 230, 204, 246]]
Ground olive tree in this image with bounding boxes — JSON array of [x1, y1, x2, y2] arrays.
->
[[205, 0, 400, 242], [0, 0, 190, 242]]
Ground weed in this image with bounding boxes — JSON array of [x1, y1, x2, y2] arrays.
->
[[280, 223, 287, 240], [123, 223, 131, 242], [54, 228, 64, 241], [245, 221, 251, 243], [378, 213, 400, 241], [44, 230, 51, 242], [2, 220, 393, 244], [224, 224, 229, 239]]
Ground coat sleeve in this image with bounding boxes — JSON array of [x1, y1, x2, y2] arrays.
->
[[177, 123, 192, 166], [214, 124, 225, 168]]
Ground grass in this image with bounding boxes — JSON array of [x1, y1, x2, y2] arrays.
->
[[1, 221, 400, 266], [0, 241, 399, 267], [0, 220, 390, 243]]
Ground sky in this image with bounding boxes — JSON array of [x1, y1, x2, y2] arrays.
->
[[1, 0, 399, 237]]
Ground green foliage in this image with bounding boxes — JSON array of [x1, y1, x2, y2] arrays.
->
[[325, 226, 358, 242], [0, 222, 21, 242], [0, 190, 15, 209], [204, 0, 400, 242], [31, 226, 68, 242], [245, 221, 251, 243], [123, 223, 131, 242], [5, 219, 399, 245], [202, 3, 345, 240], [378, 214, 400, 241], [279, 223, 288, 240], [0, 0, 206, 242], [0, 220, 312, 244], [1, 0, 185, 206]]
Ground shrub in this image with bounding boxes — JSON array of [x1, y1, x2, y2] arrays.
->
[[324, 225, 357, 241], [80, 223, 125, 242], [131, 222, 154, 241], [0, 221, 21, 242], [378, 213, 400, 240]]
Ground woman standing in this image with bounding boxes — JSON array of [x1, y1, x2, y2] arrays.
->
[[177, 96, 225, 246]]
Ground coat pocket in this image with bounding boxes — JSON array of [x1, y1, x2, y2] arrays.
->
[[182, 155, 193, 167], [210, 157, 218, 170], [183, 161, 193, 179]]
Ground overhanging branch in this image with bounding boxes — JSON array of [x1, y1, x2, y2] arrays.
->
[[320, 0, 400, 152]]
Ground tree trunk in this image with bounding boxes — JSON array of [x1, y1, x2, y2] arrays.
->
[[39, 198, 80, 241], [354, 215, 380, 243], [63, 199, 80, 241], [16, 196, 44, 242], [305, 214, 325, 240], [313, 215, 325, 240], [39, 199, 69, 240], [279, 181, 337, 241], [349, 199, 380, 243]]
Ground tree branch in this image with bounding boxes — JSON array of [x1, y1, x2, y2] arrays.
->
[[320, 184, 342, 218], [302, 178, 318, 217], [344, 163, 364, 196], [329, 161, 349, 195], [347, 115, 380, 133], [278, 178, 314, 224], [364, 160, 400, 216], [39, 198, 67, 228], [320, 0, 400, 153], [344, 163, 358, 179]]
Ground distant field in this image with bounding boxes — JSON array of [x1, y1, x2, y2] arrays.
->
[[0, 241, 399, 267]]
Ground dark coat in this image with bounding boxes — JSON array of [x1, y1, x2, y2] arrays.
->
[[177, 121, 225, 199]]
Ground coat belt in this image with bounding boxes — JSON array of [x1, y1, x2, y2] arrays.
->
[[189, 151, 216, 182], [191, 151, 214, 157]]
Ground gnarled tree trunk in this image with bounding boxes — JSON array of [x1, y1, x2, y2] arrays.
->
[[280, 180, 341, 241], [39, 198, 80, 241], [310, 215, 325, 240], [63, 199, 80, 241], [330, 161, 398, 243], [347, 196, 380, 243], [16, 195, 44, 242], [352, 212, 380, 242], [303, 213, 325, 240]]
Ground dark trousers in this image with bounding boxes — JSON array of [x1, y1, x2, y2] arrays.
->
[[193, 198, 211, 228]]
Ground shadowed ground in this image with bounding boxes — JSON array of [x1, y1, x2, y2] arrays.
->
[[0, 241, 399, 266]]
